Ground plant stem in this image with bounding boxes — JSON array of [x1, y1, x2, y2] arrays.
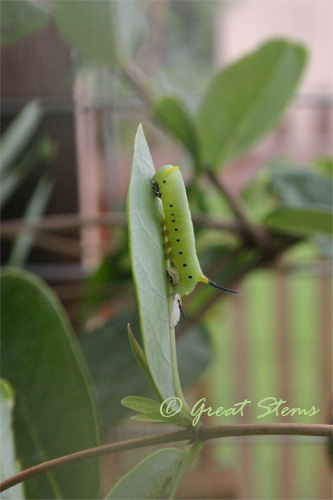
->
[[1, 424, 331, 493], [121, 61, 158, 107], [206, 170, 269, 248], [199, 423, 332, 440], [0, 213, 241, 235]]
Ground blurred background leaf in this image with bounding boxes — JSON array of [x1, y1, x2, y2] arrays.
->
[[268, 168, 332, 253], [53, 0, 118, 66], [153, 96, 201, 167], [0, 100, 43, 174], [269, 169, 332, 207], [1, 268, 100, 499], [106, 448, 186, 499], [1, 100, 56, 266], [196, 39, 307, 169], [53, 0, 148, 67], [1, 136, 55, 210], [265, 205, 332, 235], [0, 0, 50, 49], [8, 176, 54, 267]]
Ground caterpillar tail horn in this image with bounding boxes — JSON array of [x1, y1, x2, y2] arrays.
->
[[208, 280, 242, 294], [199, 274, 242, 294]]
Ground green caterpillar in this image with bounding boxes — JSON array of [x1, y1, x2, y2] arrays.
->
[[152, 165, 240, 309]]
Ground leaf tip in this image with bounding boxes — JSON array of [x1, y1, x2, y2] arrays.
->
[[121, 397, 129, 407]]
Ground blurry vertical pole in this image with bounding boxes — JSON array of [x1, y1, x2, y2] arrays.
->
[[276, 273, 292, 499], [74, 68, 104, 269], [231, 293, 254, 499], [319, 273, 332, 498], [100, 68, 123, 211]]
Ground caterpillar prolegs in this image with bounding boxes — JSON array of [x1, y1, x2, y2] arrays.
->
[[152, 165, 241, 325]]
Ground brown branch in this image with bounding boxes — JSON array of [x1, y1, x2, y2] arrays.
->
[[2, 231, 81, 258], [199, 423, 332, 441], [1, 424, 331, 493], [0, 429, 193, 493], [206, 170, 269, 248], [121, 61, 159, 107], [0, 213, 241, 236], [0, 212, 127, 235]]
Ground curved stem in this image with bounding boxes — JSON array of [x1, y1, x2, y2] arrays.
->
[[199, 423, 332, 441], [206, 170, 269, 248], [1, 424, 331, 493], [0, 429, 193, 494]]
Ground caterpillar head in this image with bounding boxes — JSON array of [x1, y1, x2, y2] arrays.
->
[[152, 180, 161, 198]]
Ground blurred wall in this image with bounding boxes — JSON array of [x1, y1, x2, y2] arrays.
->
[[216, 0, 333, 93]]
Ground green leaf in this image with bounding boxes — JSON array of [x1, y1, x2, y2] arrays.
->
[[269, 169, 332, 207], [153, 97, 201, 166], [1, 137, 55, 210], [121, 395, 186, 425], [130, 414, 173, 424], [112, 0, 148, 61], [0, 379, 25, 500], [53, 0, 147, 65], [268, 169, 333, 250], [53, 0, 117, 65], [106, 441, 203, 499], [0, 101, 43, 174], [1, 268, 100, 499], [106, 448, 186, 499], [197, 39, 307, 168], [8, 176, 54, 267], [265, 205, 333, 235], [128, 125, 178, 402], [121, 396, 162, 415], [1, 1, 50, 49]]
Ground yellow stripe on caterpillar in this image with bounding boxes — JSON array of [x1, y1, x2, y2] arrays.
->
[[162, 165, 180, 181]]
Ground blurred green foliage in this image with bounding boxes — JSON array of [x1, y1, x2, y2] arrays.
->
[[1, 268, 100, 499], [1, 0, 50, 48], [1, 101, 56, 266]]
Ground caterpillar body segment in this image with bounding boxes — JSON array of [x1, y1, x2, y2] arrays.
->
[[152, 165, 202, 296], [152, 164, 241, 300]]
